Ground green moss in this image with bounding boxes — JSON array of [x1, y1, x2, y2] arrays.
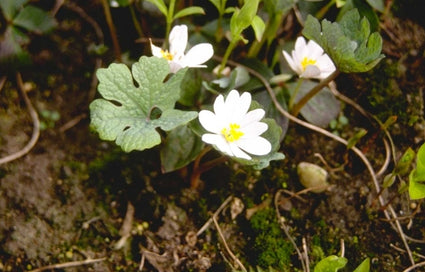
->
[[249, 207, 294, 271]]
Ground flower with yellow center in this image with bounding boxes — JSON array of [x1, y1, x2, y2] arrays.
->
[[198, 90, 272, 160], [150, 25, 214, 73], [282, 36, 336, 80]]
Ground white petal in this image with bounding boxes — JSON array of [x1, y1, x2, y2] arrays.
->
[[240, 109, 265, 127], [213, 94, 226, 123], [301, 65, 321, 79], [225, 90, 251, 122], [237, 137, 272, 156], [294, 36, 307, 53], [306, 39, 324, 58], [150, 40, 163, 58], [169, 61, 183, 73], [180, 43, 214, 67], [241, 122, 268, 137], [283, 50, 299, 74], [198, 110, 222, 133], [316, 54, 336, 72], [202, 134, 233, 156], [169, 25, 188, 57], [229, 143, 252, 160]]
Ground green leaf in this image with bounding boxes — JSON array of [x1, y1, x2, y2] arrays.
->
[[208, 0, 221, 11], [302, 9, 384, 73], [173, 6, 205, 20], [230, 0, 260, 40], [291, 80, 340, 128], [0, 0, 28, 21], [409, 143, 425, 199], [145, 0, 168, 17], [394, 147, 415, 176], [346, 128, 367, 149], [366, 0, 384, 12], [13, 5, 56, 33], [178, 69, 202, 107], [314, 255, 348, 272], [0, 26, 31, 70], [90, 56, 198, 152], [251, 15, 266, 41], [353, 258, 370, 272], [160, 124, 204, 173]]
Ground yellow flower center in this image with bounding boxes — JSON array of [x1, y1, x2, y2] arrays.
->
[[301, 57, 317, 71], [221, 123, 244, 142], [161, 50, 174, 61]]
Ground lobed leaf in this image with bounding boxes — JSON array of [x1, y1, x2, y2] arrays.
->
[[302, 9, 384, 73], [90, 56, 198, 152]]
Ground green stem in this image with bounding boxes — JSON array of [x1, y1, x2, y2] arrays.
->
[[164, 0, 177, 48], [288, 77, 304, 110], [129, 4, 144, 38], [100, 0, 121, 61], [315, 0, 336, 19], [291, 70, 340, 116], [218, 40, 238, 76]]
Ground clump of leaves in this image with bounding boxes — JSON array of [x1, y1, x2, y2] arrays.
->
[[0, 0, 56, 71], [303, 8, 384, 73], [249, 207, 293, 271]]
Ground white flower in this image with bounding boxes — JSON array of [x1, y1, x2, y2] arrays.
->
[[150, 25, 214, 73], [198, 90, 272, 160], [282, 36, 336, 80]]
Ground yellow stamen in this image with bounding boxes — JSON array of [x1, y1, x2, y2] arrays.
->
[[161, 50, 174, 61], [221, 123, 244, 142], [301, 57, 316, 71]]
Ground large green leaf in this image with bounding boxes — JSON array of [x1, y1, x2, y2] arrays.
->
[[160, 124, 204, 173], [13, 5, 56, 34], [302, 9, 384, 73], [0, 0, 28, 21], [90, 56, 198, 152], [291, 80, 340, 128]]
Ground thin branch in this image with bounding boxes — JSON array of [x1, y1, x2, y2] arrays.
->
[[28, 257, 107, 272], [212, 215, 247, 272], [197, 196, 233, 236], [0, 73, 40, 165], [402, 261, 425, 272], [275, 190, 307, 272]]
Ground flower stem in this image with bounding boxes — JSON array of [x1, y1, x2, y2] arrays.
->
[[288, 77, 304, 110], [100, 0, 121, 61], [164, 0, 177, 48], [290, 69, 340, 117], [218, 40, 237, 76]]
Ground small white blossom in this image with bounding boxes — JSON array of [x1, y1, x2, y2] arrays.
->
[[150, 25, 214, 73], [282, 36, 336, 80], [198, 90, 272, 160]]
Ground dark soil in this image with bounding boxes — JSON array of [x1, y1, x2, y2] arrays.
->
[[1, 1, 425, 271]]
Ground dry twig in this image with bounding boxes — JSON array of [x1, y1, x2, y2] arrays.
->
[[28, 257, 107, 272], [0, 73, 40, 165], [197, 195, 233, 236], [212, 215, 247, 272]]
